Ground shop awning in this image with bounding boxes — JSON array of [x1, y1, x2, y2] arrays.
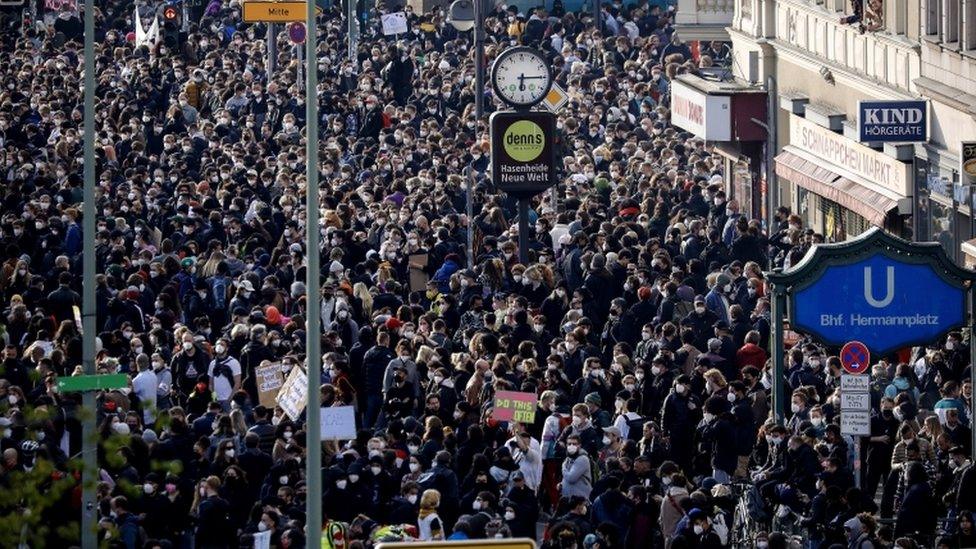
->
[[774, 148, 898, 226]]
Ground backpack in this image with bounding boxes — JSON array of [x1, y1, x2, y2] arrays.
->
[[321, 520, 349, 549], [673, 300, 695, 321], [588, 454, 601, 484], [625, 413, 646, 442], [211, 276, 227, 309]]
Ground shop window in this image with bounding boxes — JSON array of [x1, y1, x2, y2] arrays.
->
[[914, 160, 931, 242], [930, 195, 955, 257]]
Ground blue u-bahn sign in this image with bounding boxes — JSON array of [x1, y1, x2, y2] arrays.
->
[[777, 228, 974, 355]]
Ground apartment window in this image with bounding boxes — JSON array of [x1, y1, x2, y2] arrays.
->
[[943, 0, 960, 42], [965, 0, 976, 48], [886, 0, 907, 33], [926, 0, 942, 34]]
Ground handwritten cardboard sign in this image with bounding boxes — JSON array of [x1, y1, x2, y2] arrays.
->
[[276, 366, 307, 421], [255, 363, 284, 408], [493, 391, 537, 423], [320, 405, 357, 440]]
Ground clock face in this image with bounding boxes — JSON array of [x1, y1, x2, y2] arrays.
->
[[491, 47, 553, 108]]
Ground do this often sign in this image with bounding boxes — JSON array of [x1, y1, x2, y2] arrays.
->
[[490, 111, 557, 198]]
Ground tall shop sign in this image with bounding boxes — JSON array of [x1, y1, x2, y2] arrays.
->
[[858, 100, 928, 142], [790, 114, 911, 197], [670, 79, 731, 141]]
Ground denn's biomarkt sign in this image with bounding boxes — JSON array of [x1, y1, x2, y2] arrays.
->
[[670, 79, 731, 142], [790, 114, 911, 197]]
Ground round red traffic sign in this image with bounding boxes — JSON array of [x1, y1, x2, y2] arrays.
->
[[288, 22, 306, 44], [840, 341, 871, 375]]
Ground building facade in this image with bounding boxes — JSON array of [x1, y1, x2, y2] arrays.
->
[[726, 0, 976, 261]]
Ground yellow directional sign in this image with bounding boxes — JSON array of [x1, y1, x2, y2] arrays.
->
[[542, 82, 569, 113], [377, 540, 536, 549], [242, 1, 321, 23]]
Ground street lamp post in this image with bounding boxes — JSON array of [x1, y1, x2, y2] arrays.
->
[[449, 0, 484, 270]]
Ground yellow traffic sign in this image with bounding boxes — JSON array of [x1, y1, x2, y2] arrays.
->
[[242, 1, 321, 23], [377, 540, 536, 549], [542, 82, 569, 113]]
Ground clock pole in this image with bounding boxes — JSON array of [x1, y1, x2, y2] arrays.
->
[[474, 0, 485, 121]]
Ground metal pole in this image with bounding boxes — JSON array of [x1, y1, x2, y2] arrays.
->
[[296, 43, 303, 88], [81, 0, 97, 546], [467, 2, 483, 272], [970, 286, 976, 456], [765, 75, 778, 234], [592, 0, 601, 34], [518, 198, 530, 264], [465, 167, 475, 270], [853, 437, 862, 488], [347, 0, 357, 65], [267, 23, 278, 76], [473, 0, 484, 121], [770, 278, 786, 425], [305, 1, 322, 547]]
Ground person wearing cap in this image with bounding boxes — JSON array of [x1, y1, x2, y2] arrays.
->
[[599, 426, 624, 463], [685, 295, 720, 350], [674, 507, 721, 548]]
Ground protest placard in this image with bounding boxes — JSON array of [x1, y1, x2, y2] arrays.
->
[[321, 405, 357, 440], [276, 367, 307, 421], [255, 363, 284, 408], [492, 391, 537, 423]]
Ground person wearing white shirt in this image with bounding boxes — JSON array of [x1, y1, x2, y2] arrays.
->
[[505, 426, 543, 493], [208, 338, 242, 411], [131, 354, 158, 425], [613, 399, 644, 441]]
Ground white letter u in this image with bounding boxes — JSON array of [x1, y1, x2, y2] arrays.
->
[[863, 266, 895, 308]]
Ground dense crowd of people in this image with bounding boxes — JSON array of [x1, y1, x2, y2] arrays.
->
[[0, 0, 973, 548]]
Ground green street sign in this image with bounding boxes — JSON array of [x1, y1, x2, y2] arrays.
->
[[57, 374, 128, 393]]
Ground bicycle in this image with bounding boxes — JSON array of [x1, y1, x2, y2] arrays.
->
[[730, 481, 764, 547]]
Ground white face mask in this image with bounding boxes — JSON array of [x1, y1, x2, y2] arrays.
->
[[371, 466, 382, 475], [279, 475, 289, 485], [348, 474, 359, 483], [407, 494, 418, 504], [224, 449, 235, 458], [472, 500, 482, 510], [567, 444, 580, 454], [257, 521, 269, 532], [143, 483, 155, 494], [791, 403, 801, 413], [703, 412, 715, 422], [504, 511, 516, 521], [694, 524, 704, 535], [675, 385, 687, 395], [409, 462, 420, 473], [336, 480, 348, 489], [603, 436, 612, 445]]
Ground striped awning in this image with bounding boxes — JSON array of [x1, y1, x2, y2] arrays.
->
[[774, 148, 897, 226]]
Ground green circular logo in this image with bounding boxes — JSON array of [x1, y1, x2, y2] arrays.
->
[[503, 120, 545, 162]]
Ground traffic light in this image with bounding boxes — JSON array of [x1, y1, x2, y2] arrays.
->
[[162, 4, 180, 49]]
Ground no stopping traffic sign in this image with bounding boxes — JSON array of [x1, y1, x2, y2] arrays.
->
[[840, 341, 870, 375]]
